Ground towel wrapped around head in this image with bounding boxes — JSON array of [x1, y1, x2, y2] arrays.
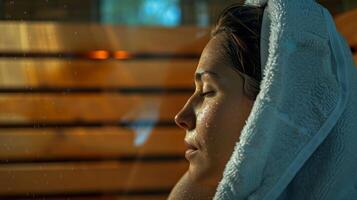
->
[[213, 0, 357, 199]]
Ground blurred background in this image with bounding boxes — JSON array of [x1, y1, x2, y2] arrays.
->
[[0, 0, 356, 200]]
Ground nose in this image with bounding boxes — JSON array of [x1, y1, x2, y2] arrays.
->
[[174, 101, 195, 130]]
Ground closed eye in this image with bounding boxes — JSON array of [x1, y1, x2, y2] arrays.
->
[[200, 91, 215, 97]]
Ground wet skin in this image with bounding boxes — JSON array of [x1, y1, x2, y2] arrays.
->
[[168, 33, 254, 200]]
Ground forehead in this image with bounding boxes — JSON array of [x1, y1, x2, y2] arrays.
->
[[195, 34, 235, 77]]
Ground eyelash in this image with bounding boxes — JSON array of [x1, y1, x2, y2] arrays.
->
[[200, 91, 215, 97]]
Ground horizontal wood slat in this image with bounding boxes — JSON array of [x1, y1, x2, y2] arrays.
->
[[0, 160, 188, 196], [26, 195, 169, 200], [27, 195, 169, 200], [0, 59, 197, 88], [0, 94, 190, 123], [0, 22, 209, 54], [0, 127, 185, 161]]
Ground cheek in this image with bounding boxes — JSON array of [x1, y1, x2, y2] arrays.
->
[[190, 98, 249, 184], [197, 102, 219, 129], [196, 99, 243, 155], [196, 100, 223, 151]]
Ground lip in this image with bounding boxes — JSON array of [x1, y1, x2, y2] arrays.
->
[[184, 140, 198, 150], [185, 149, 198, 160], [184, 140, 199, 160]]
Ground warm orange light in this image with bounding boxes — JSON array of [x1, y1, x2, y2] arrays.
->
[[88, 50, 110, 60], [114, 50, 132, 60]]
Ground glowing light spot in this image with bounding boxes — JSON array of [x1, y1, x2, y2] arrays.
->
[[114, 50, 132, 60], [88, 50, 109, 60]]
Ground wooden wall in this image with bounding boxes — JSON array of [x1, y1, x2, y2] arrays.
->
[[0, 23, 209, 199]]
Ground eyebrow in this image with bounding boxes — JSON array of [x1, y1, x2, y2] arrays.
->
[[194, 71, 219, 82]]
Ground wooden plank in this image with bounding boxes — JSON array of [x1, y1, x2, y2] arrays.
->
[[105, 196, 167, 200], [0, 59, 197, 88], [23, 195, 169, 200], [22, 195, 169, 200], [0, 22, 209, 54], [335, 9, 357, 48], [0, 160, 188, 196], [0, 93, 190, 123], [0, 127, 185, 161]]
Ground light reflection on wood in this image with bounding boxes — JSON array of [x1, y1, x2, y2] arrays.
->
[[0, 93, 189, 123], [0, 22, 209, 54], [0, 59, 197, 88]]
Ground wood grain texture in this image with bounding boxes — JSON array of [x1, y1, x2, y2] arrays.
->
[[0, 22, 209, 54], [29, 195, 169, 200], [0, 127, 185, 161], [0, 93, 190, 123], [33, 195, 169, 200], [0, 59, 197, 88], [0, 160, 188, 196]]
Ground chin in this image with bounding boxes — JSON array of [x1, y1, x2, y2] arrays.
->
[[187, 156, 221, 186]]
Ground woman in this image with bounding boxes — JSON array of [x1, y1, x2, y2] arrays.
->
[[168, 4, 264, 200], [170, 0, 357, 199]]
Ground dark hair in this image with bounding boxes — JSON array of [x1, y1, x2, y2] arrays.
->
[[211, 4, 264, 100]]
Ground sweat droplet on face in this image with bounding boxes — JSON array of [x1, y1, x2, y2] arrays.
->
[[198, 103, 218, 129], [198, 105, 211, 119]]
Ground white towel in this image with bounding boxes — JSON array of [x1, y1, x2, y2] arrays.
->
[[213, 0, 357, 199]]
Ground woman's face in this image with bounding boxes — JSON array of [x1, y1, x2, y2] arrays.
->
[[174, 33, 254, 187]]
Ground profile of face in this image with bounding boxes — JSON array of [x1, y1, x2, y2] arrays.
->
[[174, 33, 255, 187]]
